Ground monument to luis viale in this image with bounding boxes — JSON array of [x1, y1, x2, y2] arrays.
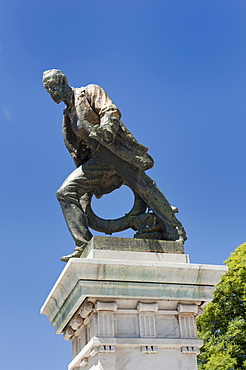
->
[[41, 70, 227, 370]]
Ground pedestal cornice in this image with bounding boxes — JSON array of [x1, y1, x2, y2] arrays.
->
[[41, 247, 227, 334]]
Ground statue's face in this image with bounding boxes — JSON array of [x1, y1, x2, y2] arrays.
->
[[43, 72, 66, 104]]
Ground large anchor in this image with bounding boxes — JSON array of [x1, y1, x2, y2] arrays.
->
[[83, 186, 175, 240]]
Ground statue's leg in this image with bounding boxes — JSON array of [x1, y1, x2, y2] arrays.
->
[[56, 155, 117, 261]]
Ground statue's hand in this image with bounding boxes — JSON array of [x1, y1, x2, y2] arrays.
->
[[89, 125, 114, 144]]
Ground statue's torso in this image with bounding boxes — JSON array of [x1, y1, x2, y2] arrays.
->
[[63, 86, 154, 171], [70, 88, 100, 137]]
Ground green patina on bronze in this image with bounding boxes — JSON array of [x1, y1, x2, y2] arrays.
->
[[43, 69, 187, 262]]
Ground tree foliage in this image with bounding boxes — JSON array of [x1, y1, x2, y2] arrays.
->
[[197, 243, 246, 369]]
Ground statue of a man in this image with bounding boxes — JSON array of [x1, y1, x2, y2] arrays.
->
[[43, 69, 186, 261]]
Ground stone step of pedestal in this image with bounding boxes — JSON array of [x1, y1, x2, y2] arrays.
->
[[81, 236, 184, 257], [81, 236, 188, 262]]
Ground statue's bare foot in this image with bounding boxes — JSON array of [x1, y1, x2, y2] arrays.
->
[[60, 244, 87, 262]]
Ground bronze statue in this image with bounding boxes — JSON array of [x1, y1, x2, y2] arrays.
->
[[43, 69, 186, 261]]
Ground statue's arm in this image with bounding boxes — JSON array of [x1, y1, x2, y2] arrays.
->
[[86, 84, 122, 143]]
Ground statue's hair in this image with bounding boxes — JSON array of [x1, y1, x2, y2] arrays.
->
[[42, 69, 68, 85]]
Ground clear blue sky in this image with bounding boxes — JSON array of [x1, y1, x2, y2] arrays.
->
[[1, 1, 245, 369]]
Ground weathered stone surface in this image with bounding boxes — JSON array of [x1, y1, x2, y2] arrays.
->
[[41, 237, 227, 335], [81, 236, 184, 258], [41, 237, 227, 369]]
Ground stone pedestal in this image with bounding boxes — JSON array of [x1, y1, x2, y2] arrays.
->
[[41, 236, 227, 370]]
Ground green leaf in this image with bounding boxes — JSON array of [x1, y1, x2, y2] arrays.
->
[[197, 243, 246, 369]]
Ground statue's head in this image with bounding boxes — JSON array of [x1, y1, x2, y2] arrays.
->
[[43, 69, 71, 104]]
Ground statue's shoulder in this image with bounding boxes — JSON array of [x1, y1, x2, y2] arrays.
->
[[73, 85, 102, 98], [84, 84, 106, 94], [85, 83, 101, 89]]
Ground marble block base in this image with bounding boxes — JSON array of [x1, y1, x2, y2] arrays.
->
[[81, 236, 188, 262], [41, 237, 227, 370]]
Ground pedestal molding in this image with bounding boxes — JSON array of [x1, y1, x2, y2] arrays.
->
[[41, 258, 227, 332], [68, 337, 204, 370], [52, 280, 216, 334], [41, 257, 227, 321]]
